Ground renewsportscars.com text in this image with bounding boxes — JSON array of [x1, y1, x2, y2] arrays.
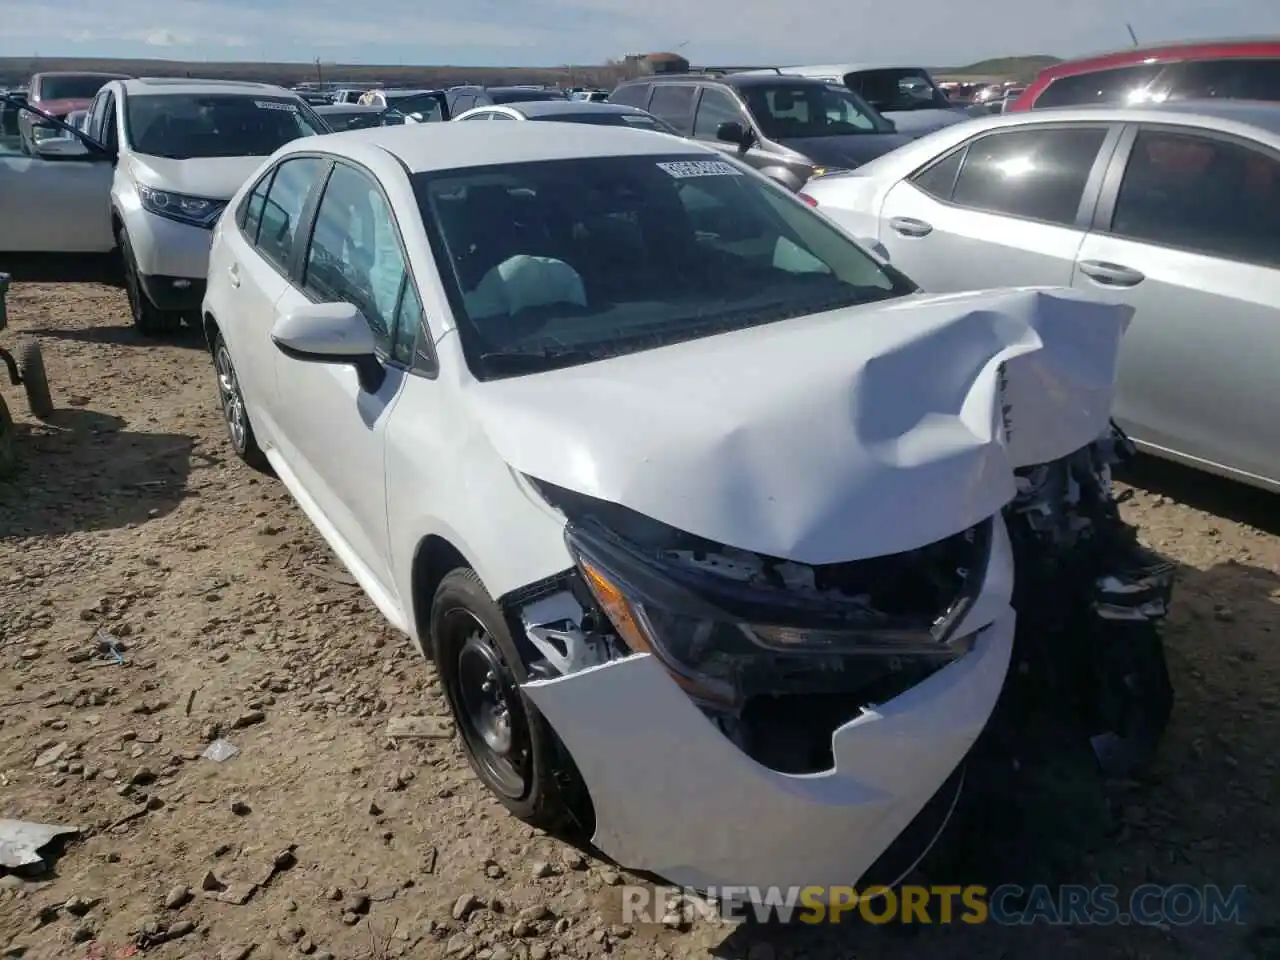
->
[[621, 883, 1250, 926]]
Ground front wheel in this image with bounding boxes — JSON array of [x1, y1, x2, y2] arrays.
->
[[118, 228, 182, 337], [212, 333, 269, 472], [431, 568, 579, 833]]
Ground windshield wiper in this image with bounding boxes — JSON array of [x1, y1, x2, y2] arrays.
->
[[479, 347, 601, 373]]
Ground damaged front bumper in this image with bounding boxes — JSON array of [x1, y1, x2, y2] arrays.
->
[[506, 424, 1174, 894], [523, 608, 1014, 892]]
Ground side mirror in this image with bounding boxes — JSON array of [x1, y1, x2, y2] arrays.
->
[[271, 302, 386, 392], [882, 117, 897, 132], [31, 136, 90, 160], [856, 237, 890, 261], [716, 121, 749, 147], [382, 110, 405, 126]]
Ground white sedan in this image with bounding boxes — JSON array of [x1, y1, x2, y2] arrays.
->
[[200, 122, 1173, 893]]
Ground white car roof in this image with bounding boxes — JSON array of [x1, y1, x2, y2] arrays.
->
[[120, 77, 298, 98], [743, 64, 932, 78], [295, 121, 708, 174]]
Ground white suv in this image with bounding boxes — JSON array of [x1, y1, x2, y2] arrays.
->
[[81, 77, 328, 334]]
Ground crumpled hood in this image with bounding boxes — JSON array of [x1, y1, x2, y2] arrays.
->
[[128, 154, 268, 201], [466, 287, 1133, 564], [777, 133, 915, 168]]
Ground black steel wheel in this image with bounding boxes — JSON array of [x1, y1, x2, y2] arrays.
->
[[18, 338, 52, 419], [453, 616, 531, 798], [432, 568, 583, 832]]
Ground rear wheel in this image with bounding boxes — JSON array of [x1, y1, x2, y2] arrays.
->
[[212, 333, 269, 472], [118, 228, 182, 337], [432, 568, 578, 832], [18, 339, 53, 419]]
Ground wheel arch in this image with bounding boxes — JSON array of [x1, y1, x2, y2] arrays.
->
[[202, 310, 221, 356], [410, 534, 472, 659]]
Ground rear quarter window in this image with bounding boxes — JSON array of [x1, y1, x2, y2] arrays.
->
[[610, 83, 652, 109]]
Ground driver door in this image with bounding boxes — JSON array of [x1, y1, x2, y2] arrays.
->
[[0, 103, 113, 253], [270, 160, 414, 597]]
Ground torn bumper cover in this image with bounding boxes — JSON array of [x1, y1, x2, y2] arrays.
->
[[524, 612, 1014, 892]]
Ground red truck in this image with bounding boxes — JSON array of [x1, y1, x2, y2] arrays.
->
[[18, 71, 129, 154]]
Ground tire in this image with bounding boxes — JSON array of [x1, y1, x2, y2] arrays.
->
[[431, 568, 578, 832], [0, 397, 16, 480], [118, 228, 181, 336], [18, 339, 53, 419], [212, 333, 270, 472]]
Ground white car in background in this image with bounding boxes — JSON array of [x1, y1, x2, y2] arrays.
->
[[451, 99, 679, 134], [0, 79, 326, 328], [199, 122, 1173, 894], [85, 78, 329, 334]]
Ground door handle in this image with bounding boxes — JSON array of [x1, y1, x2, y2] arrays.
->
[[1078, 260, 1145, 287], [889, 216, 933, 237], [227, 263, 240, 288]]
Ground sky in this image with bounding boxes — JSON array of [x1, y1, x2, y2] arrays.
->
[[2, 0, 1279, 68]]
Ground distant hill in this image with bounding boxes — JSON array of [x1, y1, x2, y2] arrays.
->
[[935, 55, 1064, 82], [0, 53, 1067, 90], [0, 57, 626, 89]]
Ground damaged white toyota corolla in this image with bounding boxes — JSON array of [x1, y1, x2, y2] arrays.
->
[[202, 123, 1174, 895]]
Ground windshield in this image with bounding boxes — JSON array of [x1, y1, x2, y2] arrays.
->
[[124, 94, 326, 159], [322, 109, 383, 131], [491, 89, 567, 104], [842, 68, 952, 112], [387, 93, 444, 120], [38, 75, 116, 101], [739, 83, 891, 139], [413, 153, 913, 379], [529, 111, 677, 134]]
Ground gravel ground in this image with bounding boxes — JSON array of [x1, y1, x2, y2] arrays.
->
[[1, 278, 1277, 960]]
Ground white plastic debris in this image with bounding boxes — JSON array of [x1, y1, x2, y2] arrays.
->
[[0, 819, 80, 869], [201, 739, 240, 763]]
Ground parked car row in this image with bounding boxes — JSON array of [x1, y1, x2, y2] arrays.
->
[[6, 41, 1280, 501]]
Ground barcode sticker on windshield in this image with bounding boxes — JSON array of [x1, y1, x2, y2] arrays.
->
[[254, 100, 298, 112], [656, 160, 742, 178]]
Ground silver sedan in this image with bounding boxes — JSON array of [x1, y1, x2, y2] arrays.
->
[[802, 100, 1280, 493]]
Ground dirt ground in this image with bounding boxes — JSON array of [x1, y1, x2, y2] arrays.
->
[[1, 278, 1277, 960]]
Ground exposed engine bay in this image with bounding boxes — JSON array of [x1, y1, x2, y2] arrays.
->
[[509, 421, 1174, 792]]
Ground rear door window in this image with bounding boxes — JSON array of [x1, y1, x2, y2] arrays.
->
[[256, 156, 329, 271], [1164, 58, 1280, 101], [1108, 128, 1280, 265], [609, 83, 652, 108], [949, 126, 1109, 225], [1033, 63, 1165, 108], [646, 84, 697, 133]]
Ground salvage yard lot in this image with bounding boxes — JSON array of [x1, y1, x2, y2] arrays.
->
[[1, 278, 1278, 960]]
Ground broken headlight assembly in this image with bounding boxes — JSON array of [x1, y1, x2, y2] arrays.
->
[[560, 510, 993, 714]]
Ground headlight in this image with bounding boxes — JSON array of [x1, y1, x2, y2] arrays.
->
[[809, 165, 853, 179], [137, 184, 226, 229], [564, 519, 981, 710], [31, 125, 60, 140]]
